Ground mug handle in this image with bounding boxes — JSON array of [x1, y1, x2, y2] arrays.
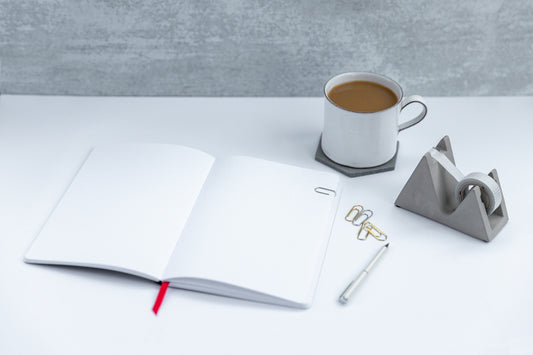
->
[[398, 95, 427, 132]]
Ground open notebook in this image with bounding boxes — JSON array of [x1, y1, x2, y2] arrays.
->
[[25, 144, 341, 308]]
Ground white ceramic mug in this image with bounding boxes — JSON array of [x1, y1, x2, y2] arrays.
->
[[322, 72, 427, 168]]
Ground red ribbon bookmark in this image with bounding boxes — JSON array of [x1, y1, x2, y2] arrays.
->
[[152, 281, 170, 315]]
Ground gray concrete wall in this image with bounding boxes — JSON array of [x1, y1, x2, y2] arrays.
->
[[0, 0, 532, 96]]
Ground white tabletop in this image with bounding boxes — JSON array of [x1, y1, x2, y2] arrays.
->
[[1, 95, 531, 354]]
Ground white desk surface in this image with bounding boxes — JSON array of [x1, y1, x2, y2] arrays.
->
[[0, 95, 531, 354]]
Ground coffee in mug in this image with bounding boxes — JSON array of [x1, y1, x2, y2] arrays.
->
[[322, 72, 427, 168], [327, 80, 398, 113]]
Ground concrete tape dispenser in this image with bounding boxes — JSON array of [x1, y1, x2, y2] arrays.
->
[[395, 136, 508, 242]]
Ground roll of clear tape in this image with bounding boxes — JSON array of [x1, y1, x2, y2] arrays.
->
[[429, 149, 502, 215], [455, 172, 503, 215]]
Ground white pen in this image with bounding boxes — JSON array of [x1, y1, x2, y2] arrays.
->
[[339, 243, 389, 304]]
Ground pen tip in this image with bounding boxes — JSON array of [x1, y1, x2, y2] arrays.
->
[[338, 296, 348, 305], [385, 243, 390, 247]]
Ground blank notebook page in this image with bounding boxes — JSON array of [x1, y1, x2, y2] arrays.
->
[[163, 156, 340, 305], [25, 144, 214, 281]]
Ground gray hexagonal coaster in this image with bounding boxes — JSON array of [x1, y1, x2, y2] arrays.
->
[[315, 137, 399, 177]]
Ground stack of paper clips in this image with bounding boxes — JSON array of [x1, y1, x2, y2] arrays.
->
[[345, 205, 387, 242]]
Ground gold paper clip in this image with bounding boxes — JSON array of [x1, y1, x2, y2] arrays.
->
[[357, 221, 387, 241], [345, 205, 364, 222]]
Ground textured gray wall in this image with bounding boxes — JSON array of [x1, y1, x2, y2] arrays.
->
[[1, 0, 532, 96]]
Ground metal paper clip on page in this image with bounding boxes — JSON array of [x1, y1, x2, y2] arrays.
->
[[315, 187, 336, 196]]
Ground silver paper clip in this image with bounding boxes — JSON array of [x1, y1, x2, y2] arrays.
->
[[352, 209, 373, 226], [314, 187, 336, 197]]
